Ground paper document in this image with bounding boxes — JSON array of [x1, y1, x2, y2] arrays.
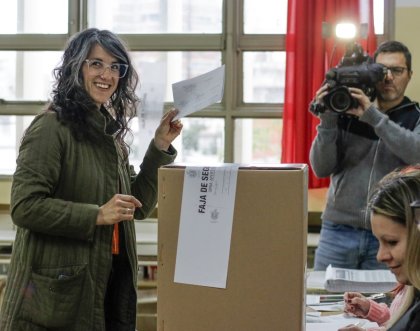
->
[[307, 313, 379, 329], [307, 317, 378, 331], [307, 302, 343, 312], [306, 270, 327, 290], [174, 164, 239, 288], [307, 294, 344, 304], [324, 264, 397, 293], [307, 294, 344, 312], [306, 295, 321, 305], [172, 65, 225, 120]]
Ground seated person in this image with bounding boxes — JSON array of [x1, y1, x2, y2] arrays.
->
[[343, 283, 406, 329], [339, 165, 420, 331]]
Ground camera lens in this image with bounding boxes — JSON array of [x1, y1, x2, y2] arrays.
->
[[330, 90, 352, 113], [323, 86, 355, 113]]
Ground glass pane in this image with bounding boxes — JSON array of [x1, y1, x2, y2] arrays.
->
[[0, 116, 35, 175], [374, 0, 384, 34], [177, 118, 224, 163], [0, 117, 16, 175], [360, 0, 384, 35], [131, 51, 221, 102], [0, 51, 61, 100], [243, 52, 285, 103], [88, 0, 223, 33], [0, 0, 68, 34], [234, 119, 282, 163], [244, 0, 287, 34], [128, 117, 224, 166]]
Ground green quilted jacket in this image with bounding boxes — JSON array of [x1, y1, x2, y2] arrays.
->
[[0, 109, 176, 330]]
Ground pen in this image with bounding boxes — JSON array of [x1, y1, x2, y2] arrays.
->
[[308, 300, 344, 306], [320, 294, 344, 299], [319, 294, 344, 303]]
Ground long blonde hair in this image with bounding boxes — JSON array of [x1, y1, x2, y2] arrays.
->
[[368, 166, 420, 328]]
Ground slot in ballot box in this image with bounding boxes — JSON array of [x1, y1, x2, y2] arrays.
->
[[157, 164, 308, 331]]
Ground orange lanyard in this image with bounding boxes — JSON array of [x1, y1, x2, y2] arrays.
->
[[112, 171, 122, 255], [112, 223, 119, 255], [112, 140, 127, 255]]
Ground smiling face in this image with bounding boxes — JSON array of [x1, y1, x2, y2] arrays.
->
[[82, 44, 119, 108], [375, 52, 411, 110], [371, 213, 409, 284]]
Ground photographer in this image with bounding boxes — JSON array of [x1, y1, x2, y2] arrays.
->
[[309, 40, 420, 270]]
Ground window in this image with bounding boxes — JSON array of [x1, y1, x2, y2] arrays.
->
[[243, 52, 285, 103], [0, 0, 68, 34], [0, 51, 61, 100], [0, 0, 394, 175], [88, 0, 223, 34], [244, 0, 287, 34]]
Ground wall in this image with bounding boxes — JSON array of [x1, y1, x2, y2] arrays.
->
[[396, 1, 420, 101], [0, 179, 11, 207]]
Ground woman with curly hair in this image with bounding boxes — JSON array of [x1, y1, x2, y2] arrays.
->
[[0, 28, 182, 330]]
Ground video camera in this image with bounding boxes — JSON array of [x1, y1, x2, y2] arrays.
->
[[321, 43, 387, 113]]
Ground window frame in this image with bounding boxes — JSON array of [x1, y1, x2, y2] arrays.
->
[[0, 0, 395, 171]]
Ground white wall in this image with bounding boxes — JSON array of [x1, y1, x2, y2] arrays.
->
[[396, 1, 420, 101]]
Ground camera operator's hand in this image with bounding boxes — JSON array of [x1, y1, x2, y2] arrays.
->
[[346, 87, 374, 118], [315, 84, 330, 103], [309, 84, 331, 116]]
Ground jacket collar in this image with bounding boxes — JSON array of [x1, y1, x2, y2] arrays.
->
[[386, 96, 420, 115], [89, 106, 121, 136]]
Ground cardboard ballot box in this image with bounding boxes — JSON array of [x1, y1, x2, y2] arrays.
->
[[157, 164, 308, 331]]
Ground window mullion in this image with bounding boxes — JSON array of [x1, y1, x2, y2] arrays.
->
[[223, 0, 239, 163], [0, 35, 68, 51], [120, 34, 224, 51], [69, 0, 84, 35], [0, 101, 45, 116]]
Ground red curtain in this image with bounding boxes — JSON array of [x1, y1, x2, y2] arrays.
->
[[281, 0, 376, 188]]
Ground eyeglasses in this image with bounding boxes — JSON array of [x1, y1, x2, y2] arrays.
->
[[385, 66, 408, 77], [84, 59, 129, 78]]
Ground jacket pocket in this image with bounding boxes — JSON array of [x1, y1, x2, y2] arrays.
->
[[20, 264, 86, 328]]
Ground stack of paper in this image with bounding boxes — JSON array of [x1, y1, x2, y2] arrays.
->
[[306, 312, 379, 326], [307, 319, 379, 331], [324, 265, 397, 293], [306, 270, 327, 290]]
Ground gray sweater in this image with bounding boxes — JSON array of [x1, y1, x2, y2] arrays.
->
[[310, 97, 420, 229]]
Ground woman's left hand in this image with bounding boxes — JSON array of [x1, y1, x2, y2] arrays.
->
[[154, 108, 183, 151]]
